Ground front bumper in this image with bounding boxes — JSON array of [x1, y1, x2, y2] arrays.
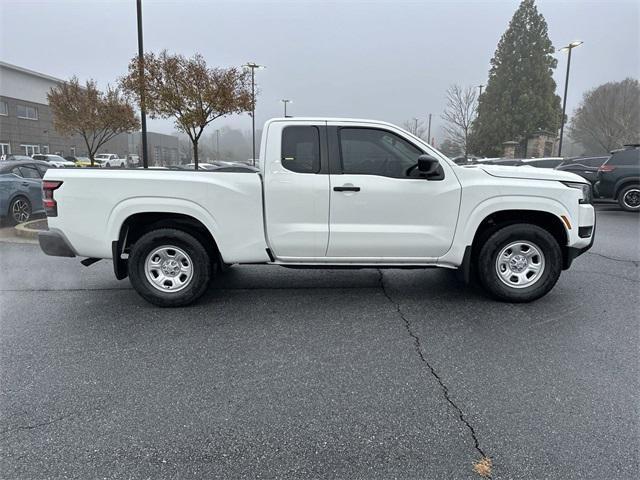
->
[[563, 215, 596, 269], [38, 229, 76, 257]]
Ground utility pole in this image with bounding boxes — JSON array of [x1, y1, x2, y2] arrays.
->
[[412, 117, 418, 135], [216, 129, 220, 159], [136, 0, 148, 169], [558, 41, 583, 157], [244, 62, 264, 166], [477, 84, 484, 97], [427, 114, 432, 144]]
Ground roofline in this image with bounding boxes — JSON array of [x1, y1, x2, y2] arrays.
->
[[0, 61, 66, 84]]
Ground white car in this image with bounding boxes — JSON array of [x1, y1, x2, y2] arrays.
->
[[38, 117, 595, 307], [95, 154, 127, 168], [32, 154, 76, 168]]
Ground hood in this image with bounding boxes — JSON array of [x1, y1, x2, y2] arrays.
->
[[476, 164, 586, 183]]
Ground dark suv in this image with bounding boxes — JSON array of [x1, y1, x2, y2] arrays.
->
[[595, 145, 640, 211]]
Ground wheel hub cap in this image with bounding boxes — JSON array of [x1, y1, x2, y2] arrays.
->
[[495, 241, 546, 289], [144, 246, 194, 292], [624, 189, 640, 208]]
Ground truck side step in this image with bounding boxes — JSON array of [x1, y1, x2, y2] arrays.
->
[[80, 257, 101, 267]]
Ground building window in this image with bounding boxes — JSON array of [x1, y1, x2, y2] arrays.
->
[[0, 101, 7, 116], [17, 104, 38, 120], [154, 146, 161, 165], [70, 147, 76, 156], [42, 145, 50, 154], [20, 144, 40, 156], [0, 143, 10, 156]]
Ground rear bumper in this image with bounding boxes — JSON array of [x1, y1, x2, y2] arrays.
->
[[38, 229, 76, 257]]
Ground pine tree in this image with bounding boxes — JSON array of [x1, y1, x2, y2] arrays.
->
[[470, 0, 562, 157]]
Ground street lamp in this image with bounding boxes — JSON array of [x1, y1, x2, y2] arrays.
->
[[244, 62, 265, 166], [557, 41, 583, 157], [281, 99, 292, 117]]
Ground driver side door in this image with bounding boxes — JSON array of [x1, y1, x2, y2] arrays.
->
[[326, 124, 461, 260]]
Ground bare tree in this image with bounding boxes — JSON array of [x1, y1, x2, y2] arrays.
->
[[121, 51, 253, 169], [441, 84, 477, 158], [569, 78, 640, 154], [402, 118, 428, 139], [438, 138, 462, 158], [48, 77, 139, 165]]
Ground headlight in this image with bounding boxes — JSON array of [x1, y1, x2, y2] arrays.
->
[[562, 181, 592, 204]]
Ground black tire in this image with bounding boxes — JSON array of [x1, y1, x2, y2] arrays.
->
[[105, 163, 111, 168], [9, 196, 32, 225], [128, 228, 213, 307], [617, 184, 640, 212], [477, 223, 562, 302]]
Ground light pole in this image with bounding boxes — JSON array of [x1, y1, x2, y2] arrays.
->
[[281, 99, 292, 117], [244, 62, 265, 166], [427, 113, 432, 144], [477, 84, 484, 97], [136, 0, 148, 168], [216, 129, 220, 159], [558, 41, 583, 157], [412, 117, 418, 135]]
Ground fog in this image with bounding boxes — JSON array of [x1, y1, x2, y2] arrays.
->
[[1, 0, 638, 143]]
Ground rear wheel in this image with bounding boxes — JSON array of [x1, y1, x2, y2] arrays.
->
[[618, 185, 640, 212], [477, 224, 562, 302], [105, 162, 111, 168], [9, 196, 31, 225], [128, 228, 213, 307]]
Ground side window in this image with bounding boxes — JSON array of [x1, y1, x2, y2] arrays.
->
[[281, 126, 320, 174], [611, 150, 639, 166], [36, 164, 50, 177], [19, 166, 41, 179], [339, 128, 423, 178], [11, 167, 23, 177], [586, 157, 607, 167]]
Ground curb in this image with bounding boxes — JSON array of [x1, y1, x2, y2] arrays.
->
[[15, 219, 48, 239]]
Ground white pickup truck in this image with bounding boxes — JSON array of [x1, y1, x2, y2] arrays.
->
[[94, 153, 127, 168], [39, 118, 595, 306]]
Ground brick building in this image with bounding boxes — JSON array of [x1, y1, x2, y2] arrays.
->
[[0, 61, 177, 164]]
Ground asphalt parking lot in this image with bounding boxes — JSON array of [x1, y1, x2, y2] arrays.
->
[[1, 204, 638, 479]]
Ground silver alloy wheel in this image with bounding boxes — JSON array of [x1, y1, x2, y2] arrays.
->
[[144, 246, 194, 292], [495, 241, 545, 289], [11, 199, 30, 223], [622, 188, 640, 209]]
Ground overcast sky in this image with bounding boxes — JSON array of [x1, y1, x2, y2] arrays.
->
[[1, 0, 638, 143]]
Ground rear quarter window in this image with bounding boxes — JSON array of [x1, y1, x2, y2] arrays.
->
[[610, 149, 639, 166], [281, 126, 321, 174]]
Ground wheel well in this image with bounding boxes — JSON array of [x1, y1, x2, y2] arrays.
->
[[615, 179, 640, 199], [470, 210, 569, 268], [118, 212, 220, 265]]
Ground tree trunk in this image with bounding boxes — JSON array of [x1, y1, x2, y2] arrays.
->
[[192, 139, 199, 170]]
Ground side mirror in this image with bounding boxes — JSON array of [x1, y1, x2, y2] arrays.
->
[[417, 154, 440, 176]]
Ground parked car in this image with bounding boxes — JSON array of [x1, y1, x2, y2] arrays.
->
[[0, 160, 50, 224], [38, 117, 595, 307], [1, 154, 33, 162], [65, 156, 94, 167], [95, 154, 127, 168], [555, 156, 609, 185], [32, 154, 76, 168], [594, 145, 640, 211], [520, 157, 565, 169]]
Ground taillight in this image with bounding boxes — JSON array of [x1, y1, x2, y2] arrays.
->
[[598, 164, 616, 173], [42, 180, 63, 217]]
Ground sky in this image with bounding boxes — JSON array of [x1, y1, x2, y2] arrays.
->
[[1, 0, 638, 143]]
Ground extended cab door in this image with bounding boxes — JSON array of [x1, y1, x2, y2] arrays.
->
[[263, 121, 330, 258], [326, 123, 461, 259]]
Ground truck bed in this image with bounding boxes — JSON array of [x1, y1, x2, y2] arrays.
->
[[44, 169, 269, 263]]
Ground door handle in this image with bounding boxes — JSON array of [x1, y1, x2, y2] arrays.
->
[[21, 182, 30, 186], [333, 186, 360, 192]]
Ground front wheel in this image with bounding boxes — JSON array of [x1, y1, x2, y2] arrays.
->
[[128, 228, 213, 307], [618, 185, 640, 212], [477, 224, 562, 302]]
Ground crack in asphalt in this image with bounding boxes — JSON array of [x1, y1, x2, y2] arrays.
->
[[0, 412, 77, 439], [376, 269, 489, 461], [585, 251, 639, 266]]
